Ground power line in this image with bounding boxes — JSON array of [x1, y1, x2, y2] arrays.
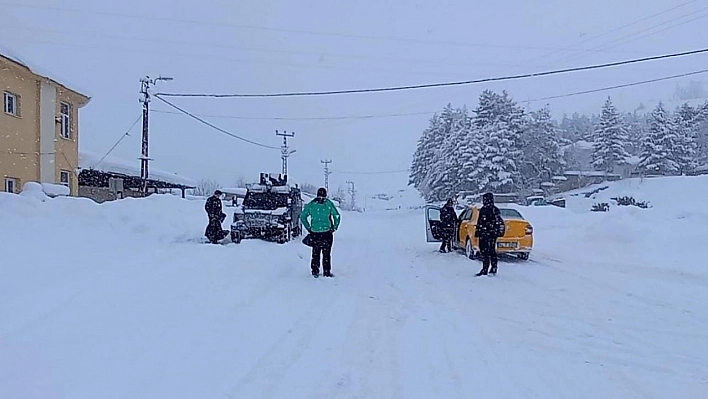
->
[[551, 6, 708, 66], [596, 11, 708, 52], [334, 169, 410, 175], [0, 1, 654, 52], [528, 68, 708, 102], [153, 96, 280, 150], [151, 109, 435, 120], [156, 47, 708, 98], [92, 115, 142, 168], [532, 0, 700, 66]]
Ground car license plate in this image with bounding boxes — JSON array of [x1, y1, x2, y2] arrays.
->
[[497, 242, 518, 249]]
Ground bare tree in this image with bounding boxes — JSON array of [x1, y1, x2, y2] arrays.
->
[[192, 179, 221, 197]]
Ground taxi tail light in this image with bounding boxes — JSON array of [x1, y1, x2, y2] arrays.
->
[[525, 226, 533, 235]]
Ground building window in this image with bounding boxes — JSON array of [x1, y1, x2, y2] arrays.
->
[[4, 177, 18, 193], [60, 170, 71, 187], [4, 91, 20, 116], [60, 102, 72, 139]]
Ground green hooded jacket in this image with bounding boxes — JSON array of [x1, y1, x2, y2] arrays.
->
[[300, 197, 341, 233]]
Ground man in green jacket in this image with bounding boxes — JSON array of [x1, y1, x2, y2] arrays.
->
[[300, 188, 341, 278]]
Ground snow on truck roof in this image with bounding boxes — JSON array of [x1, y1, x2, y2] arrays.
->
[[79, 152, 196, 188]]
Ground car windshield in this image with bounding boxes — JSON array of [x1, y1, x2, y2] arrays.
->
[[243, 192, 289, 210], [499, 208, 524, 219]]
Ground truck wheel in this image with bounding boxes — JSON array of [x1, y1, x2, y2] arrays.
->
[[519, 253, 530, 261]]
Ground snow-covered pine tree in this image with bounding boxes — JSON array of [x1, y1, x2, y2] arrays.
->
[[673, 104, 699, 174], [473, 90, 525, 193], [420, 105, 465, 202], [559, 112, 593, 142], [697, 102, 708, 165], [520, 106, 565, 189], [592, 97, 631, 174], [475, 121, 521, 194], [637, 102, 680, 176], [410, 113, 441, 190]]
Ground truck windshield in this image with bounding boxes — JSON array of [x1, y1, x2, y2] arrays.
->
[[243, 192, 289, 210]]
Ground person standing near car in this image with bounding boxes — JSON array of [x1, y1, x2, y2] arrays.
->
[[439, 199, 457, 253], [205, 190, 229, 244], [300, 188, 341, 278], [475, 193, 504, 276]]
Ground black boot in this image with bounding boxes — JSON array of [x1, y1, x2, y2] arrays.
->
[[476, 269, 488, 277]]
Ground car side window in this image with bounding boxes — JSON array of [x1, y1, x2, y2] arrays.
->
[[462, 210, 472, 221]]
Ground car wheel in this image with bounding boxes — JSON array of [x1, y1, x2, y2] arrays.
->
[[519, 252, 529, 261], [465, 238, 475, 260]]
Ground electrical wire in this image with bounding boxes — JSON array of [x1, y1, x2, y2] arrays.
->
[[153, 96, 280, 150], [333, 169, 410, 175], [0, 1, 651, 52], [150, 109, 435, 120], [549, 6, 708, 67], [532, 0, 700, 66], [156, 47, 708, 98], [528, 68, 708, 102], [92, 115, 142, 168]]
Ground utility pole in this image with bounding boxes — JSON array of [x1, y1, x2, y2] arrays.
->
[[276, 130, 295, 176], [321, 159, 332, 191], [139, 75, 173, 195], [346, 180, 356, 211]]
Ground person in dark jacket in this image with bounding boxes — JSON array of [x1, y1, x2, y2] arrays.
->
[[205, 190, 229, 244], [300, 188, 341, 278], [439, 199, 457, 253], [475, 193, 504, 276]]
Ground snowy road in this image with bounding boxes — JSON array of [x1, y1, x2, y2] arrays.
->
[[2, 193, 708, 398]]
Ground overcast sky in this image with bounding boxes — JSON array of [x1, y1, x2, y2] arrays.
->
[[2, 0, 707, 195]]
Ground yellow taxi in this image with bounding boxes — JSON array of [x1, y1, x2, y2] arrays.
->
[[426, 204, 533, 260]]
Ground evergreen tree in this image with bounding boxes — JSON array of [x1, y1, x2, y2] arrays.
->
[[592, 97, 630, 173], [476, 121, 521, 193], [419, 105, 467, 201], [410, 113, 441, 189], [673, 103, 699, 174], [520, 106, 565, 188], [637, 102, 680, 175], [559, 112, 593, 142]]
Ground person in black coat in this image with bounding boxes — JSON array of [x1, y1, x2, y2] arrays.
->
[[205, 190, 228, 244], [439, 199, 457, 253], [475, 193, 504, 276]]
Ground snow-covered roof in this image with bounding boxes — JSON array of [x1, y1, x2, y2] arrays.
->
[[552, 176, 568, 181], [0, 45, 91, 100], [541, 182, 556, 187], [220, 187, 248, 196], [79, 151, 196, 187], [626, 156, 641, 165], [562, 140, 594, 152], [564, 171, 620, 178]]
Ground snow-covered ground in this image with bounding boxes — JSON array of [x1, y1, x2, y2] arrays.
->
[[1, 177, 708, 398]]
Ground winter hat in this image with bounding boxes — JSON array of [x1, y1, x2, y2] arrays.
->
[[317, 188, 327, 198], [482, 192, 494, 206], [214, 190, 223, 196]]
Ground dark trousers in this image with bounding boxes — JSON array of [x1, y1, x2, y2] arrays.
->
[[311, 232, 333, 274], [479, 236, 498, 272], [440, 228, 453, 252]]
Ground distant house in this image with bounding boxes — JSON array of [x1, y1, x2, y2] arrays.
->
[[556, 171, 622, 192], [1, 48, 91, 195], [77, 152, 195, 202]]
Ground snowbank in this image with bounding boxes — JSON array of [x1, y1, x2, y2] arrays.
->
[[2, 176, 708, 398]]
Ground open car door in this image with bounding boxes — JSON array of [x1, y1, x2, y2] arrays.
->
[[425, 205, 444, 242]]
